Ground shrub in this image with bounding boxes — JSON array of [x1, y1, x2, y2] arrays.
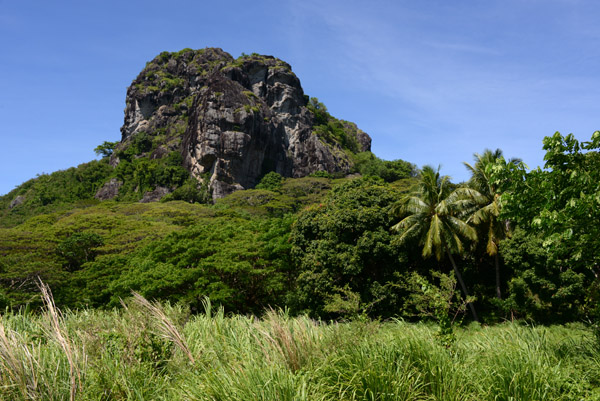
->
[[56, 232, 104, 272], [161, 178, 210, 204], [353, 152, 416, 182], [93, 141, 118, 158], [289, 177, 404, 318], [255, 172, 283, 191]]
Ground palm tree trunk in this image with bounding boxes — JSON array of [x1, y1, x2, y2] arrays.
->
[[446, 249, 479, 322], [495, 252, 502, 299]]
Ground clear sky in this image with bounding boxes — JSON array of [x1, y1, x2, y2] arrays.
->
[[1, 0, 599, 196]]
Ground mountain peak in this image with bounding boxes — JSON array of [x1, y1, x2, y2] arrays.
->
[[116, 48, 371, 199]]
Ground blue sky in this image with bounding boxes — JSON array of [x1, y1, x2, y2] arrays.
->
[[1, 0, 599, 195]]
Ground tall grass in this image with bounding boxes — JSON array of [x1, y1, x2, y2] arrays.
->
[[0, 318, 39, 399], [131, 291, 195, 364], [0, 290, 598, 400], [39, 280, 83, 401]]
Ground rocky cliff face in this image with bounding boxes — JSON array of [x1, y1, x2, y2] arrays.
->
[[117, 48, 371, 199]]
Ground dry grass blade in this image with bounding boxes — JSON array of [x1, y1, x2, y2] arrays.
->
[[38, 279, 81, 401], [0, 318, 39, 399], [131, 291, 195, 364], [255, 309, 316, 372]]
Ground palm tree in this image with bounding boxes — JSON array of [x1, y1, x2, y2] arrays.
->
[[461, 149, 516, 300], [392, 166, 479, 321]]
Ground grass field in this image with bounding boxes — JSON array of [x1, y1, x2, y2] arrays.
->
[[0, 288, 598, 401]]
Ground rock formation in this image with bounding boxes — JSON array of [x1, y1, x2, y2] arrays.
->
[[139, 186, 171, 203], [94, 178, 122, 200], [9, 195, 24, 209], [116, 48, 371, 199]]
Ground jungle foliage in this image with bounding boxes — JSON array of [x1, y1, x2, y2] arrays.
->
[[0, 141, 199, 227], [307, 97, 362, 153], [0, 131, 599, 328], [492, 131, 600, 323]]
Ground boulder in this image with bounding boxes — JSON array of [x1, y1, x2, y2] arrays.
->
[[9, 195, 24, 209], [95, 178, 122, 200], [139, 186, 171, 203]]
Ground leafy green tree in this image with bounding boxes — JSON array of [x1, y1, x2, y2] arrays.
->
[[0, 159, 113, 226], [133, 159, 157, 192], [493, 131, 600, 321], [392, 166, 479, 321], [306, 97, 360, 153], [533, 131, 600, 273], [402, 271, 469, 347], [217, 176, 332, 217], [306, 97, 329, 126], [153, 151, 189, 188], [289, 177, 402, 318], [94, 141, 118, 158], [56, 232, 104, 272], [109, 217, 292, 314], [161, 178, 210, 204], [308, 171, 334, 179], [353, 152, 416, 182], [255, 171, 283, 191], [119, 132, 153, 159], [499, 228, 588, 322]]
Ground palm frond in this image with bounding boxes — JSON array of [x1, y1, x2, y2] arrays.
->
[[401, 196, 429, 215], [392, 216, 425, 246], [392, 194, 428, 217], [422, 215, 443, 260], [391, 213, 421, 234], [436, 198, 449, 215], [450, 187, 487, 204], [447, 215, 477, 242], [472, 201, 500, 223]]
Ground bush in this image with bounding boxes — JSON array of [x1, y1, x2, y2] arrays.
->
[[353, 152, 416, 182], [307, 97, 361, 153], [94, 141, 118, 158], [289, 177, 404, 318], [499, 228, 588, 323], [306, 97, 329, 126], [109, 217, 293, 313], [56, 232, 104, 272], [255, 172, 283, 191], [162, 178, 210, 204], [308, 171, 333, 179]]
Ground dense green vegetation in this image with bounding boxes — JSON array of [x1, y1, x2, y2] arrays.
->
[[0, 290, 598, 400], [3, 44, 599, 398], [1, 129, 600, 399], [0, 144, 198, 228], [1, 130, 599, 330], [307, 97, 364, 154], [493, 131, 600, 323], [352, 151, 417, 182], [290, 177, 411, 318]]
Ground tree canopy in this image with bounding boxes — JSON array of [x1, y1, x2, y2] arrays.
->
[[392, 166, 478, 321]]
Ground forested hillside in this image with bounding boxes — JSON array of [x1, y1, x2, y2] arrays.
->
[[0, 156, 414, 315], [1, 130, 599, 329], [1, 48, 599, 330]]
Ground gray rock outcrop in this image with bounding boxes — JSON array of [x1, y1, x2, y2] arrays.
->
[[117, 48, 371, 199], [9, 195, 24, 209], [139, 186, 171, 203], [94, 179, 122, 200]]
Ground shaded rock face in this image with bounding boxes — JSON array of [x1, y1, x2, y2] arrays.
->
[[95, 179, 122, 200], [119, 48, 371, 199], [9, 195, 24, 209], [139, 186, 171, 203]]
